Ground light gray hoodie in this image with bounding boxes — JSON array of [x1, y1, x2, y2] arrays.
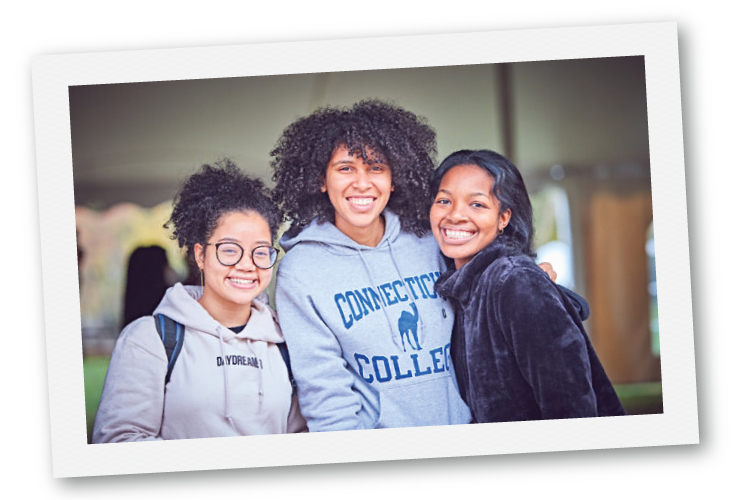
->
[[93, 283, 306, 443], [275, 210, 471, 431]]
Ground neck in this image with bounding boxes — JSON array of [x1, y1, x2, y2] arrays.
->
[[198, 292, 252, 328], [336, 214, 386, 247]]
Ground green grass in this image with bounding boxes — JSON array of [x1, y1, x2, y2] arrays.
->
[[83, 356, 110, 444], [614, 382, 663, 415]]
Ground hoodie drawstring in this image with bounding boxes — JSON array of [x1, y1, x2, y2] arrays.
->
[[387, 240, 426, 348], [356, 248, 401, 348], [217, 326, 240, 435], [355, 241, 427, 351]]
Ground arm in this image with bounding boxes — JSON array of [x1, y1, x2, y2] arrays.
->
[[557, 285, 590, 321], [286, 394, 309, 433], [275, 271, 368, 432], [92, 318, 167, 443], [495, 267, 598, 420]]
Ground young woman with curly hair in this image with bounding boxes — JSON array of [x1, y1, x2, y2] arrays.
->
[[93, 160, 306, 442], [270, 100, 473, 431]]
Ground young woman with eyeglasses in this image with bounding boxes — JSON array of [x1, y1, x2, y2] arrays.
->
[[93, 160, 306, 442]]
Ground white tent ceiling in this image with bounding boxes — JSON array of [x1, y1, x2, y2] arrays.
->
[[70, 57, 649, 210]]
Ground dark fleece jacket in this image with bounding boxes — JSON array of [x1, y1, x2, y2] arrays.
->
[[434, 238, 626, 423]]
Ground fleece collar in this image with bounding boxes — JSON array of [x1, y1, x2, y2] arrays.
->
[[434, 237, 512, 305]]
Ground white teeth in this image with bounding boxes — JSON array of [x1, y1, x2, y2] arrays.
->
[[445, 229, 474, 239], [349, 197, 374, 206], [229, 278, 255, 284]]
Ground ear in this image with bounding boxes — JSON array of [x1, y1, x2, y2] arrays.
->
[[321, 179, 327, 193], [498, 209, 512, 232], [194, 243, 205, 270]]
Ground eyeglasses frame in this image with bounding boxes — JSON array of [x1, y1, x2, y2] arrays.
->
[[204, 242, 279, 269]]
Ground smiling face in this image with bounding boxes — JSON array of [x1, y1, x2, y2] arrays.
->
[[430, 163, 511, 269], [322, 145, 392, 247], [194, 210, 274, 327]]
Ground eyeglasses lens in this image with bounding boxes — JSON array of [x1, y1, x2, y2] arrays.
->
[[215, 243, 277, 268]]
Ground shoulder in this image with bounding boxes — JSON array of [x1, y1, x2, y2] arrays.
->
[[482, 256, 570, 323], [392, 230, 441, 256], [277, 241, 324, 277], [116, 316, 167, 361], [252, 298, 281, 327], [484, 254, 552, 294]]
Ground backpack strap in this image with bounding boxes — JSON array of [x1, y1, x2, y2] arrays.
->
[[153, 314, 185, 384], [153, 313, 292, 390], [276, 342, 296, 390]]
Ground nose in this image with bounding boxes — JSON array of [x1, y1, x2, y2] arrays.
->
[[235, 250, 257, 270], [352, 170, 372, 189], [447, 202, 468, 223]]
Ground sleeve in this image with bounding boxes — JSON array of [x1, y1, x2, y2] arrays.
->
[[556, 285, 590, 321], [91, 318, 167, 443], [275, 271, 369, 432], [494, 267, 599, 420], [286, 394, 309, 433]]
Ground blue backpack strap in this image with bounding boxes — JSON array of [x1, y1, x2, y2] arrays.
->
[[153, 314, 185, 384], [276, 342, 295, 390]]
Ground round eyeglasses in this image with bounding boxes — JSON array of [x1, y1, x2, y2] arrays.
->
[[205, 242, 279, 269]]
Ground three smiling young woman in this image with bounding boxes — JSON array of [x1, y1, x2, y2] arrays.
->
[[94, 99, 620, 442]]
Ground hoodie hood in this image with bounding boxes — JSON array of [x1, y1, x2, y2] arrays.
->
[[154, 283, 284, 344], [280, 209, 403, 254]]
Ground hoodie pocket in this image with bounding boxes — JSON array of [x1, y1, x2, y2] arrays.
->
[[374, 375, 471, 429]]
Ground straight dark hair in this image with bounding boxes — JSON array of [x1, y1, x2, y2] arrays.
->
[[431, 149, 536, 259]]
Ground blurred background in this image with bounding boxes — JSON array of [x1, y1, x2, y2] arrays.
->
[[71, 56, 661, 442]]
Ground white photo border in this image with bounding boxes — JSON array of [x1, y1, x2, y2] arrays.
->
[[32, 22, 697, 478]]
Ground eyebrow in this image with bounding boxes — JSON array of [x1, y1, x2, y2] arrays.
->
[[437, 188, 492, 199], [217, 237, 273, 246], [330, 159, 389, 167], [329, 159, 355, 166]]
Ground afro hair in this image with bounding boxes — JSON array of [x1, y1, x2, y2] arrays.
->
[[270, 99, 437, 238]]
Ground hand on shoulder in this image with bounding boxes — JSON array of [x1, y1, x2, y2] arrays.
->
[[538, 261, 557, 282]]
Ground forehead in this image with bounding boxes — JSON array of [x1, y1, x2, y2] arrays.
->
[[330, 143, 388, 164], [212, 211, 272, 239], [441, 164, 494, 191]]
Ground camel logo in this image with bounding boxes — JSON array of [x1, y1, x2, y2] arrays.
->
[[398, 302, 422, 352]]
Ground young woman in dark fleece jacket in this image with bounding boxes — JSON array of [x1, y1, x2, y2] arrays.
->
[[430, 149, 626, 423]]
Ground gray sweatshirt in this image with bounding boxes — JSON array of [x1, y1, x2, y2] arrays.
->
[[275, 210, 472, 432]]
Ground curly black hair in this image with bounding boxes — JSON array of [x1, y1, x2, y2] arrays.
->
[[165, 159, 282, 264], [270, 99, 438, 237]]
